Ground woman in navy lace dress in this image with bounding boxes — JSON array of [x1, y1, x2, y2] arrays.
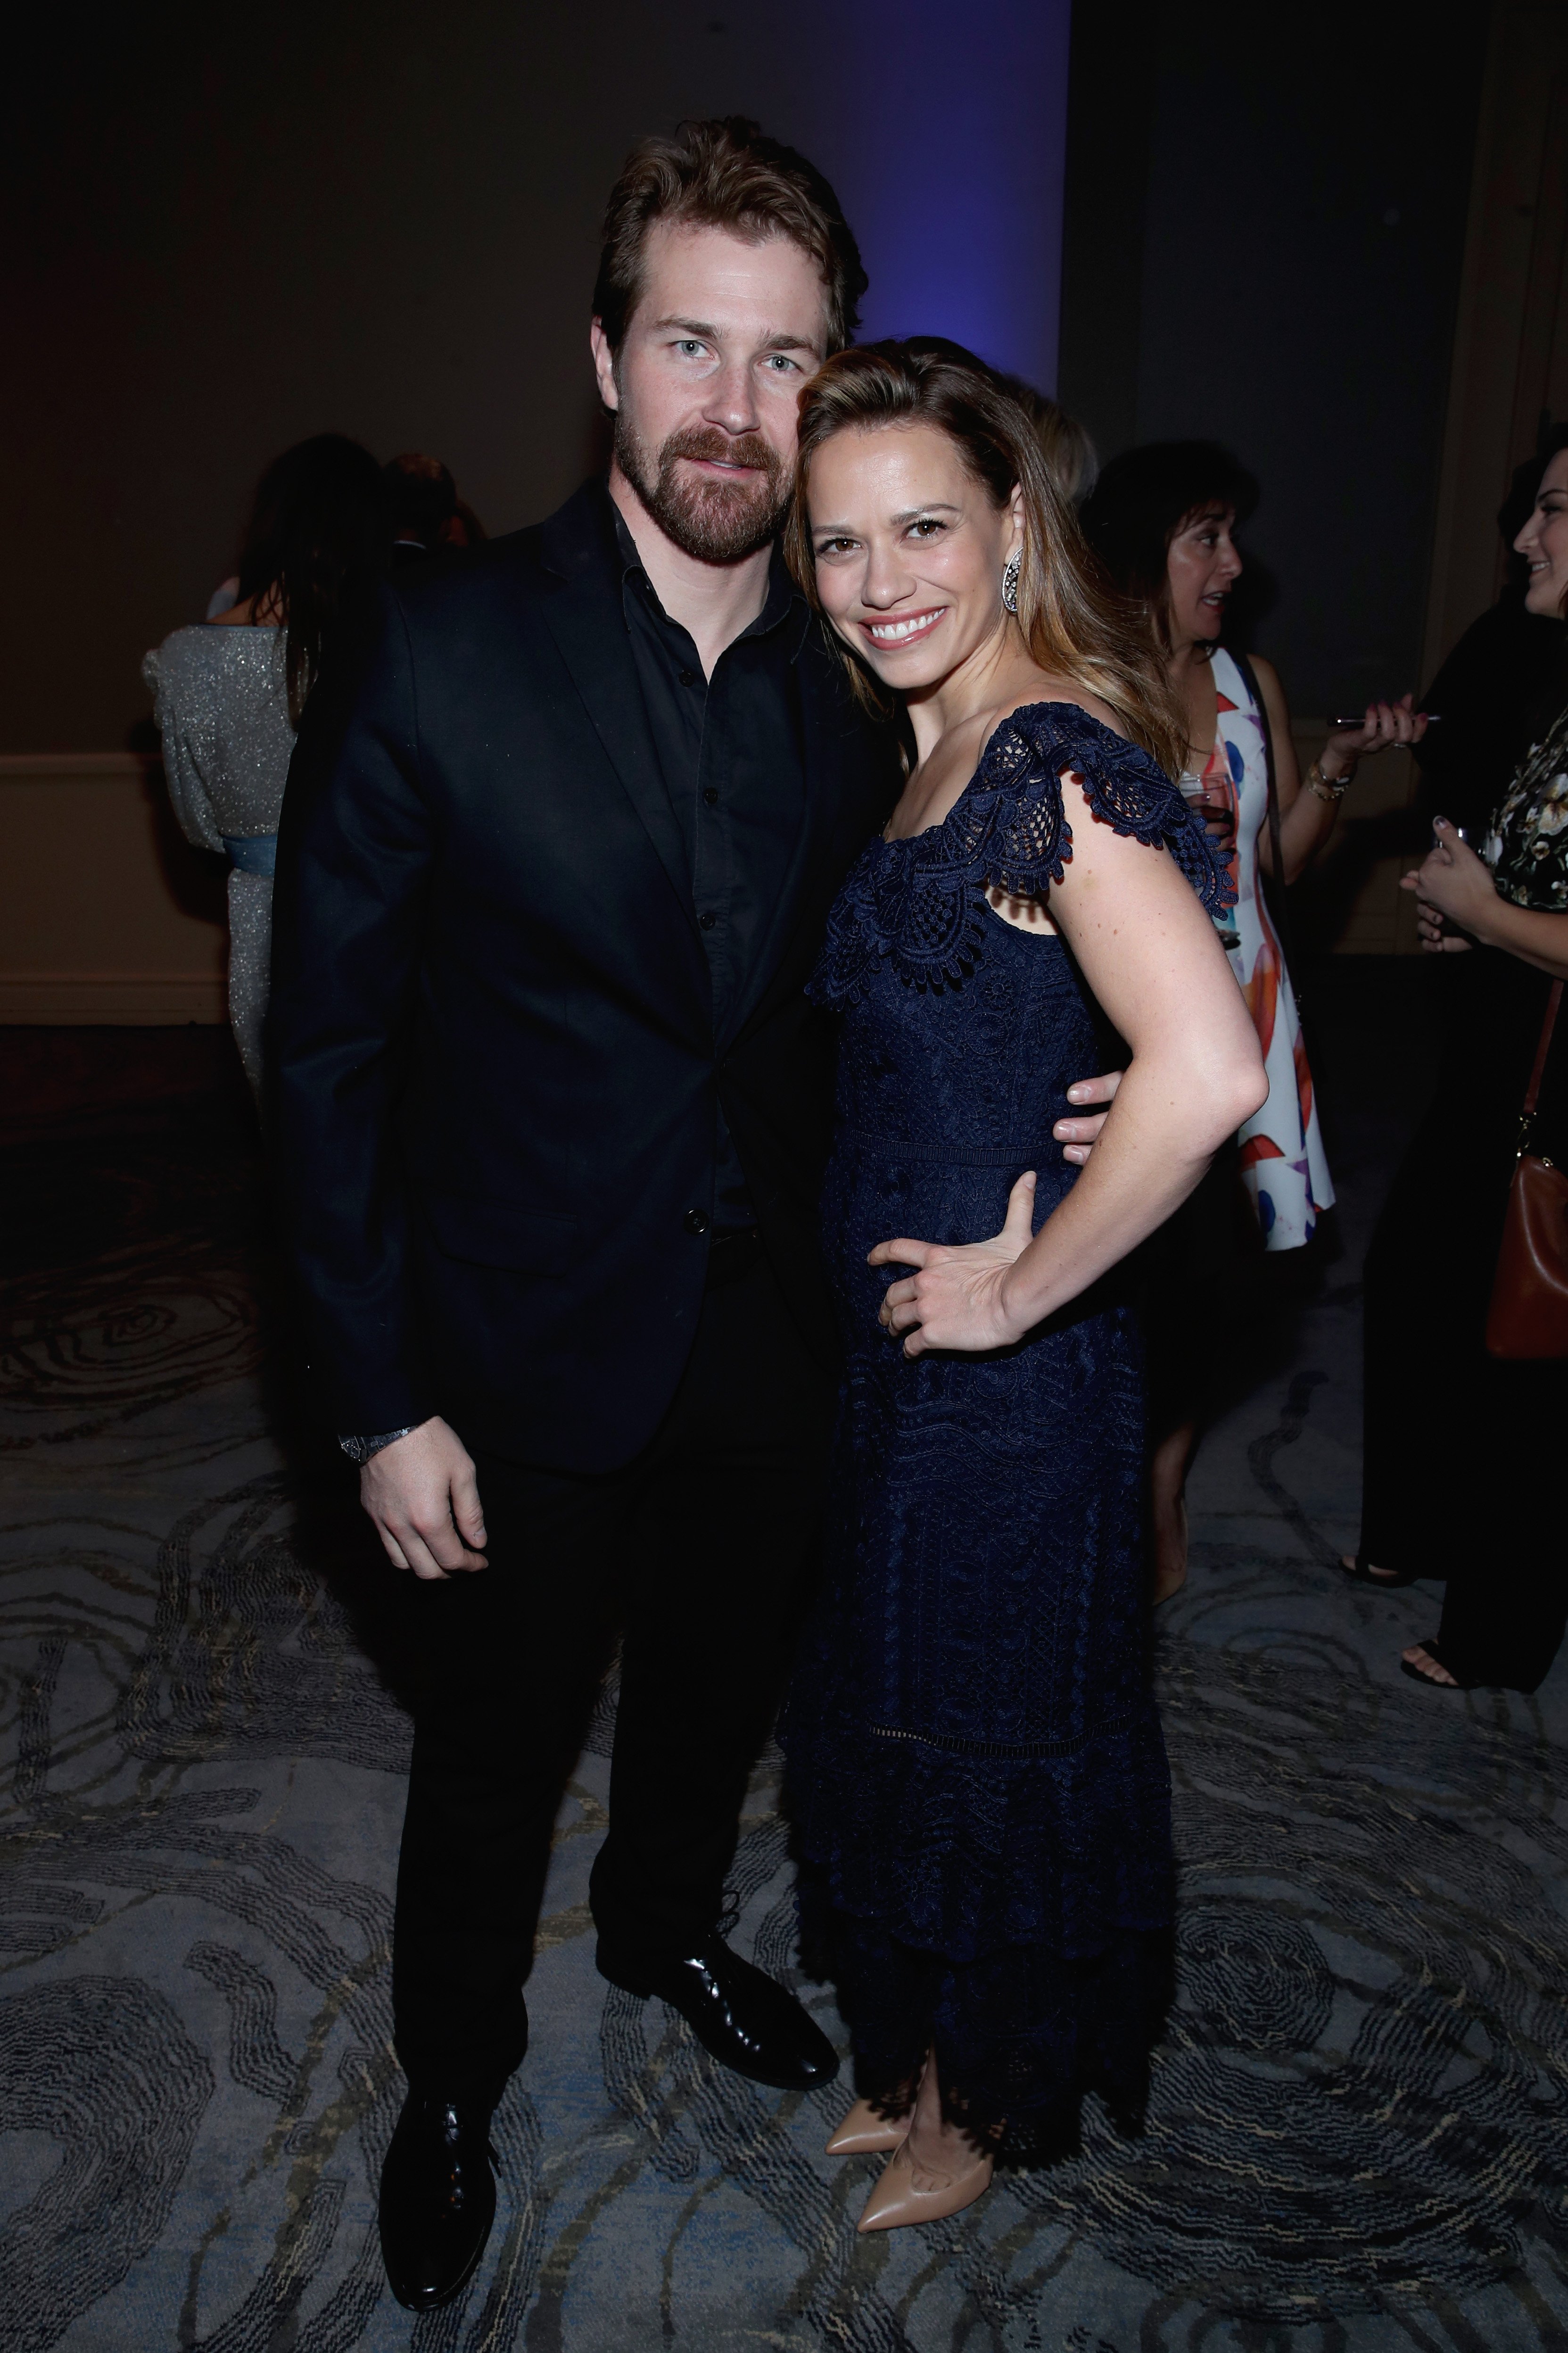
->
[[779, 345, 1265, 2231]]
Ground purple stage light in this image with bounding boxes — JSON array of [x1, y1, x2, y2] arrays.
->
[[807, 0, 1072, 390]]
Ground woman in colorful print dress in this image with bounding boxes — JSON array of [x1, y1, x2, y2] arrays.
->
[[1074, 443, 1424, 1593], [1350, 439, 1568, 1694], [1182, 647, 1337, 1244]]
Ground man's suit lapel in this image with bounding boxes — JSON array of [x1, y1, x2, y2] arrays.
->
[[539, 489, 701, 944]]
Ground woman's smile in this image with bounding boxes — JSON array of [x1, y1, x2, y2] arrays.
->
[[861, 606, 949, 650], [1513, 446, 1568, 613]]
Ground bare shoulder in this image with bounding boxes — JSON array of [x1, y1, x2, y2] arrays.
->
[[983, 676, 1127, 750], [1244, 650, 1291, 719]]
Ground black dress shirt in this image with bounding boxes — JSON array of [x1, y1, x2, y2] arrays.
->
[[614, 508, 810, 1226]]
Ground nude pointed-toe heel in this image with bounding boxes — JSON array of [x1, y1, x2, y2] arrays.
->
[[824, 2096, 913, 2157], [855, 2137, 994, 2232]]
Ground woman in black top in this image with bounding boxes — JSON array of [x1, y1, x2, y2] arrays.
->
[[1351, 441, 1568, 1692]]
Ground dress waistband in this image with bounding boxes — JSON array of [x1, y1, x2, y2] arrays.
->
[[844, 1130, 1056, 1168], [223, 834, 278, 876], [868, 1711, 1135, 1760]]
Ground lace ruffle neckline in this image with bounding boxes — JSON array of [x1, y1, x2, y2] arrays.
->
[[809, 700, 1233, 1006]]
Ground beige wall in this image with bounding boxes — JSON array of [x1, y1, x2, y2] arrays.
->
[[1290, 722, 1422, 959], [0, 756, 225, 1023]]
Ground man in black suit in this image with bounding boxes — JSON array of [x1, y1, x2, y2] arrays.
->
[[270, 118, 899, 2312]]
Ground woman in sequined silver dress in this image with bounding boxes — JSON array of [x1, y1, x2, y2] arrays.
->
[[144, 434, 388, 1099]]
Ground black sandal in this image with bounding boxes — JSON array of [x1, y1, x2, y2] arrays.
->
[[1400, 1640, 1472, 1690], [1340, 1553, 1416, 1590]]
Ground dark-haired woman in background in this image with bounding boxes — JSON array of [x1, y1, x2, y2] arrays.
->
[[144, 434, 388, 1099], [1077, 443, 1423, 1594], [1352, 440, 1568, 1693]]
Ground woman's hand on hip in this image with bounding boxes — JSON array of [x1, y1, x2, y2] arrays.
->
[[869, 1171, 1038, 1358]]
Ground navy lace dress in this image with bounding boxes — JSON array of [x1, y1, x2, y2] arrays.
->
[[783, 704, 1231, 2162]]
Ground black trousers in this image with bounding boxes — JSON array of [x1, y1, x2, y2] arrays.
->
[[1136, 1142, 1253, 1438], [388, 1244, 836, 2106], [1360, 1093, 1568, 1692]]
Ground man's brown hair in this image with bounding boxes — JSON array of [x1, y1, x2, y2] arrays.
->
[[593, 116, 867, 357]]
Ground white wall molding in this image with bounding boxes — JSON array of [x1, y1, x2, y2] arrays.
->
[[0, 974, 226, 1023], [0, 753, 153, 779], [0, 753, 227, 1025]]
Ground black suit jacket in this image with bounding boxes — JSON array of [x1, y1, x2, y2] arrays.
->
[[269, 481, 900, 1472]]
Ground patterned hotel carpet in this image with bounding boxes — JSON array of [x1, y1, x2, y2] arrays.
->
[[2, 973, 1567, 2353]]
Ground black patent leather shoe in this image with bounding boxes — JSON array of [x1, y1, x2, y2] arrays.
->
[[597, 1933, 840, 2091], [379, 2093, 497, 2312]]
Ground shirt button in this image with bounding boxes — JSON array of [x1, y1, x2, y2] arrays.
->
[[684, 1208, 710, 1235], [679, 668, 698, 688], [703, 787, 719, 807], [699, 910, 717, 930]]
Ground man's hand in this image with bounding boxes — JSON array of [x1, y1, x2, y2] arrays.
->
[[1399, 818, 1492, 954], [869, 1170, 1038, 1358], [1052, 1069, 1123, 1165], [1182, 778, 1238, 857], [360, 1416, 488, 1581]]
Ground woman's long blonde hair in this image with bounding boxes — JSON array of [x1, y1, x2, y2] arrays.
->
[[784, 340, 1185, 780]]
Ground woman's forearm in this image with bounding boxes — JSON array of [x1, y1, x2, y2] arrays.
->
[[1276, 782, 1340, 884], [999, 1056, 1262, 1331], [1467, 895, 1568, 980]]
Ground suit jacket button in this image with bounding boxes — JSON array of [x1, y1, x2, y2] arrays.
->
[[684, 1209, 710, 1235]]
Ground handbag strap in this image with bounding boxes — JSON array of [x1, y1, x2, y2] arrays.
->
[[1228, 647, 1301, 1006], [1521, 980, 1564, 1134]]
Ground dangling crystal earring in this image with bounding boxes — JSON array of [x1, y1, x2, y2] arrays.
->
[[1001, 552, 1021, 614]]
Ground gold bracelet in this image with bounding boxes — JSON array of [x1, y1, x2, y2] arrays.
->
[[1306, 759, 1349, 803]]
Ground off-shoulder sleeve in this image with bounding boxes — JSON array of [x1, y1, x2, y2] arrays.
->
[[964, 702, 1237, 914], [807, 697, 1237, 1013]]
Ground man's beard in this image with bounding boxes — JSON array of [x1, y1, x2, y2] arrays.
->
[[615, 415, 791, 563]]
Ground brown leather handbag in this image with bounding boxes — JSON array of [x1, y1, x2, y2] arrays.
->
[[1485, 979, 1568, 1358]]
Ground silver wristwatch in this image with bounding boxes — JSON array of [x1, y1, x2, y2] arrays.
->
[[338, 1426, 417, 1465]]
